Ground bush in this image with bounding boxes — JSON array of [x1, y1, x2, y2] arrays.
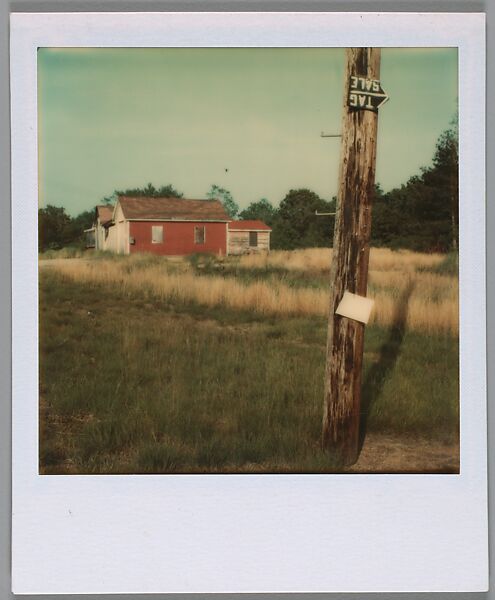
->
[[417, 252, 458, 276], [186, 252, 220, 270], [433, 252, 459, 276], [39, 246, 85, 260]]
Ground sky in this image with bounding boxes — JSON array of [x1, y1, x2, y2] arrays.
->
[[38, 47, 457, 216]]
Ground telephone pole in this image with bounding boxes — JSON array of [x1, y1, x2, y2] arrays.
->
[[322, 48, 387, 465]]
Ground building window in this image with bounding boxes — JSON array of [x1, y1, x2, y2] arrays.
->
[[194, 226, 205, 244], [152, 225, 163, 244], [249, 231, 258, 247]]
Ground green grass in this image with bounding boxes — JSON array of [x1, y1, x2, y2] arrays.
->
[[191, 258, 330, 289], [39, 246, 86, 260], [417, 251, 459, 276], [39, 271, 459, 474], [39, 247, 120, 260]]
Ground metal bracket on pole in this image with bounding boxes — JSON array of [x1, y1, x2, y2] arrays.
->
[[320, 132, 342, 138], [315, 210, 336, 216]]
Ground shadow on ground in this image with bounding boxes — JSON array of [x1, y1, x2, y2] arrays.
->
[[359, 280, 415, 453]]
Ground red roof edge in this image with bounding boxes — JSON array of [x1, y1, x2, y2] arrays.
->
[[228, 220, 272, 231]]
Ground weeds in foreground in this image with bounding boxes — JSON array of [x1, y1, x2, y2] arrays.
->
[[39, 273, 459, 474]]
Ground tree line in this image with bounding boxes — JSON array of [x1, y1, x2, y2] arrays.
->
[[39, 122, 458, 253]]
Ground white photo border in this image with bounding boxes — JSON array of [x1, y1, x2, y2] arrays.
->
[[11, 12, 487, 594]]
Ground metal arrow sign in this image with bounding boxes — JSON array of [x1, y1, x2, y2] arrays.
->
[[347, 75, 389, 112]]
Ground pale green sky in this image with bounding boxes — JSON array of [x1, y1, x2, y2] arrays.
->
[[38, 47, 457, 216]]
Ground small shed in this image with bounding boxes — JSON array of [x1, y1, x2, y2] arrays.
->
[[85, 205, 114, 250], [228, 220, 272, 255]]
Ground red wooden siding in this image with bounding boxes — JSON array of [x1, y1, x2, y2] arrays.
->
[[129, 221, 227, 256]]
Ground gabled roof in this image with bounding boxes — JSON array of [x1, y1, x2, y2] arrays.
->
[[228, 220, 272, 231], [118, 196, 230, 222], [96, 204, 114, 225]]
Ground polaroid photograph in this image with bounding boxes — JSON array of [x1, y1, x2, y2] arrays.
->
[[11, 11, 487, 594]]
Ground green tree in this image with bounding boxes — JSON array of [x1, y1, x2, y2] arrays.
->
[[370, 119, 458, 253], [114, 182, 183, 198], [101, 193, 118, 205], [239, 198, 275, 225], [272, 188, 335, 250], [38, 205, 73, 251], [371, 183, 404, 248], [427, 120, 458, 250], [72, 209, 94, 231], [206, 184, 239, 218], [67, 209, 96, 247]]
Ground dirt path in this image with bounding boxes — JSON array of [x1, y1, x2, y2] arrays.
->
[[348, 433, 459, 474]]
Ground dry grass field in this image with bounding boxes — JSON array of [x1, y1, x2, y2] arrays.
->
[[39, 247, 459, 474], [43, 248, 458, 335]]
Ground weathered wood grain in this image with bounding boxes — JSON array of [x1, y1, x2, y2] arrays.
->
[[228, 231, 270, 254], [322, 48, 381, 465]]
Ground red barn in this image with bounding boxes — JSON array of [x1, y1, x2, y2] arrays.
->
[[102, 196, 231, 256], [88, 196, 271, 256]]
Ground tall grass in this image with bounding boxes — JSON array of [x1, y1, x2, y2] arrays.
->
[[39, 247, 129, 261], [39, 273, 459, 474], [39, 246, 86, 260], [44, 251, 459, 335], [238, 247, 445, 273]]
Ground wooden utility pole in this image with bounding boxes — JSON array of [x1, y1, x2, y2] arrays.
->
[[322, 48, 386, 465]]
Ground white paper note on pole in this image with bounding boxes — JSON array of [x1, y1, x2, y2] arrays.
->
[[335, 291, 374, 324]]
